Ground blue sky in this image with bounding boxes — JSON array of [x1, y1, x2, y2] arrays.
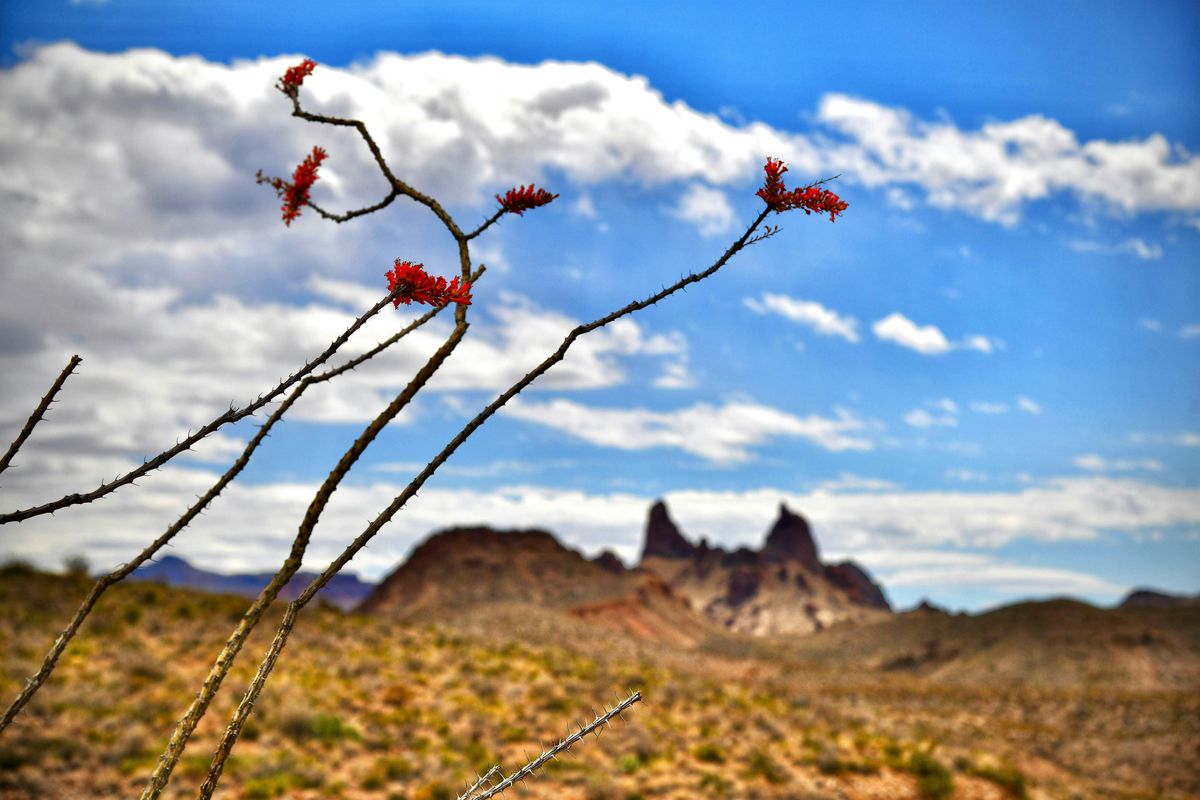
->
[[0, 1, 1197, 612]]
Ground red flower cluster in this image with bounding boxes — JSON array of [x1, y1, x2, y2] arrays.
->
[[385, 260, 473, 308], [280, 59, 317, 91], [756, 158, 848, 222], [496, 184, 559, 215], [278, 146, 327, 226]]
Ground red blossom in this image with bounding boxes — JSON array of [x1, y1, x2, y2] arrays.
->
[[385, 260, 473, 308], [496, 184, 559, 215], [755, 157, 848, 222], [278, 146, 327, 226], [280, 59, 317, 91]]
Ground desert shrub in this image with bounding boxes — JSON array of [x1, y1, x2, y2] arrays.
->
[[961, 759, 1028, 799], [312, 712, 361, 742], [908, 750, 954, 800], [698, 771, 732, 797], [693, 741, 727, 763], [743, 746, 787, 783], [411, 780, 454, 800], [361, 754, 416, 789]]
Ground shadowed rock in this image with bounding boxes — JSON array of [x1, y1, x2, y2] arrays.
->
[[761, 503, 821, 572], [639, 499, 696, 561], [824, 561, 891, 611]]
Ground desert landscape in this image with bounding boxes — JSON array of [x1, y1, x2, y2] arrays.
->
[[2, 502, 1196, 800]]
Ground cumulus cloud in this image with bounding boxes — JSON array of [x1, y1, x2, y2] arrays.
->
[[816, 93, 1200, 225], [812, 473, 897, 493], [969, 401, 1008, 415], [876, 560, 1124, 596], [945, 468, 988, 483], [1016, 395, 1043, 415], [1067, 237, 1164, 260], [743, 293, 860, 342], [904, 408, 958, 429], [0, 283, 688, 467], [669, 183, 736, 236], [1073, 454, 1163, 472], [1180, 324, 1200, 339], [872, 313, 994, 356], [873, 313, 952, 355], [4, 458, 1193, 599], [502, 398, 872, 464]]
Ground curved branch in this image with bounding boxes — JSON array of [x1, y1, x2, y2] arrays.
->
[[0, 354, 81, 477], [0, 288, 465, 736], [193, 207, 772, 798], [285, 95, 466, 240], [139, 268, 484, 798], [0, 292, 404, 526]]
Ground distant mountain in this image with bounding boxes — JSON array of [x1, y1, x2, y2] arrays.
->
[[1119, 588, 1200, 609], [132, 555, 373, 611], [358, 526, 717, 647], [638, 500, 891, 636], [359, 502, 894, 643], [774, 596, 1200, 690]]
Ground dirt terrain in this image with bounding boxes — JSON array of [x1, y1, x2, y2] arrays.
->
[[1, 565, 1197, 799]]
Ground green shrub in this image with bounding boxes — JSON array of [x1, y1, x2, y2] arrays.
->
[[692, 741, 726, 763], [698, 771, 731, 797], [743, 746, 786, 783], [967, 761, 1028, 799], [908, 750, 954, 800]]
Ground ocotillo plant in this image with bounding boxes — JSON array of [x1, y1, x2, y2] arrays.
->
[[0, 58, 847, 798]]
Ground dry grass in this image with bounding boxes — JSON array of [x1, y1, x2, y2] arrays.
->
[[1, 565, 1196, 799]]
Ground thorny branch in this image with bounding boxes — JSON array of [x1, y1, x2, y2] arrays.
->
[[0, 292, 402, 526], [463, 692, 642, 800], [0, 354, 81, 477], [193, 206, 772, 798], [0, 274, 475, 736]]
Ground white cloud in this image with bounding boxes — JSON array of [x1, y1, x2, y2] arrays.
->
[[1126, 238, 1163, 260], [871, 313, 995, 356], [934, 398, 958, 414], [1127, 430, 1200, 447], [1073, 454, 1163, 472], [652, 359, 694, 389], [669, 183, 736, 237], [502, 398, 872, 464], [1138, 318, 1162, 332], [743, 293, 860, 342], [0, 282, 689, 466], [5, 459, 1195, 597], [873, 313, 953, 355], [904, 408, 958, 429], [1180, 324, 1200, 339], [1067, 237, 1164, 260], [877, 561, 1124, 596], [816, 93, 1200, 225], [969, 402, 1008, 415], [1015, 395, 1043, 415], [571, 193, 598, 219], [0, 45, 1191, 279], [945, 468, 988, 483], [812, 473, 897, 493], [961, 335, 995, 354]]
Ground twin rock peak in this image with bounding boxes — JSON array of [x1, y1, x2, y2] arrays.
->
[[364, 499, 890, 639]]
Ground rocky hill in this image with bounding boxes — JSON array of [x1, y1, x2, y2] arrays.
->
[[1119, 587, 1200, 608], [357, 526, 718, 646], [360, 501, 892, 643], [638, 500, 891, 636], [775, 596, 1200, 690], [132, 555, 373, 611]]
